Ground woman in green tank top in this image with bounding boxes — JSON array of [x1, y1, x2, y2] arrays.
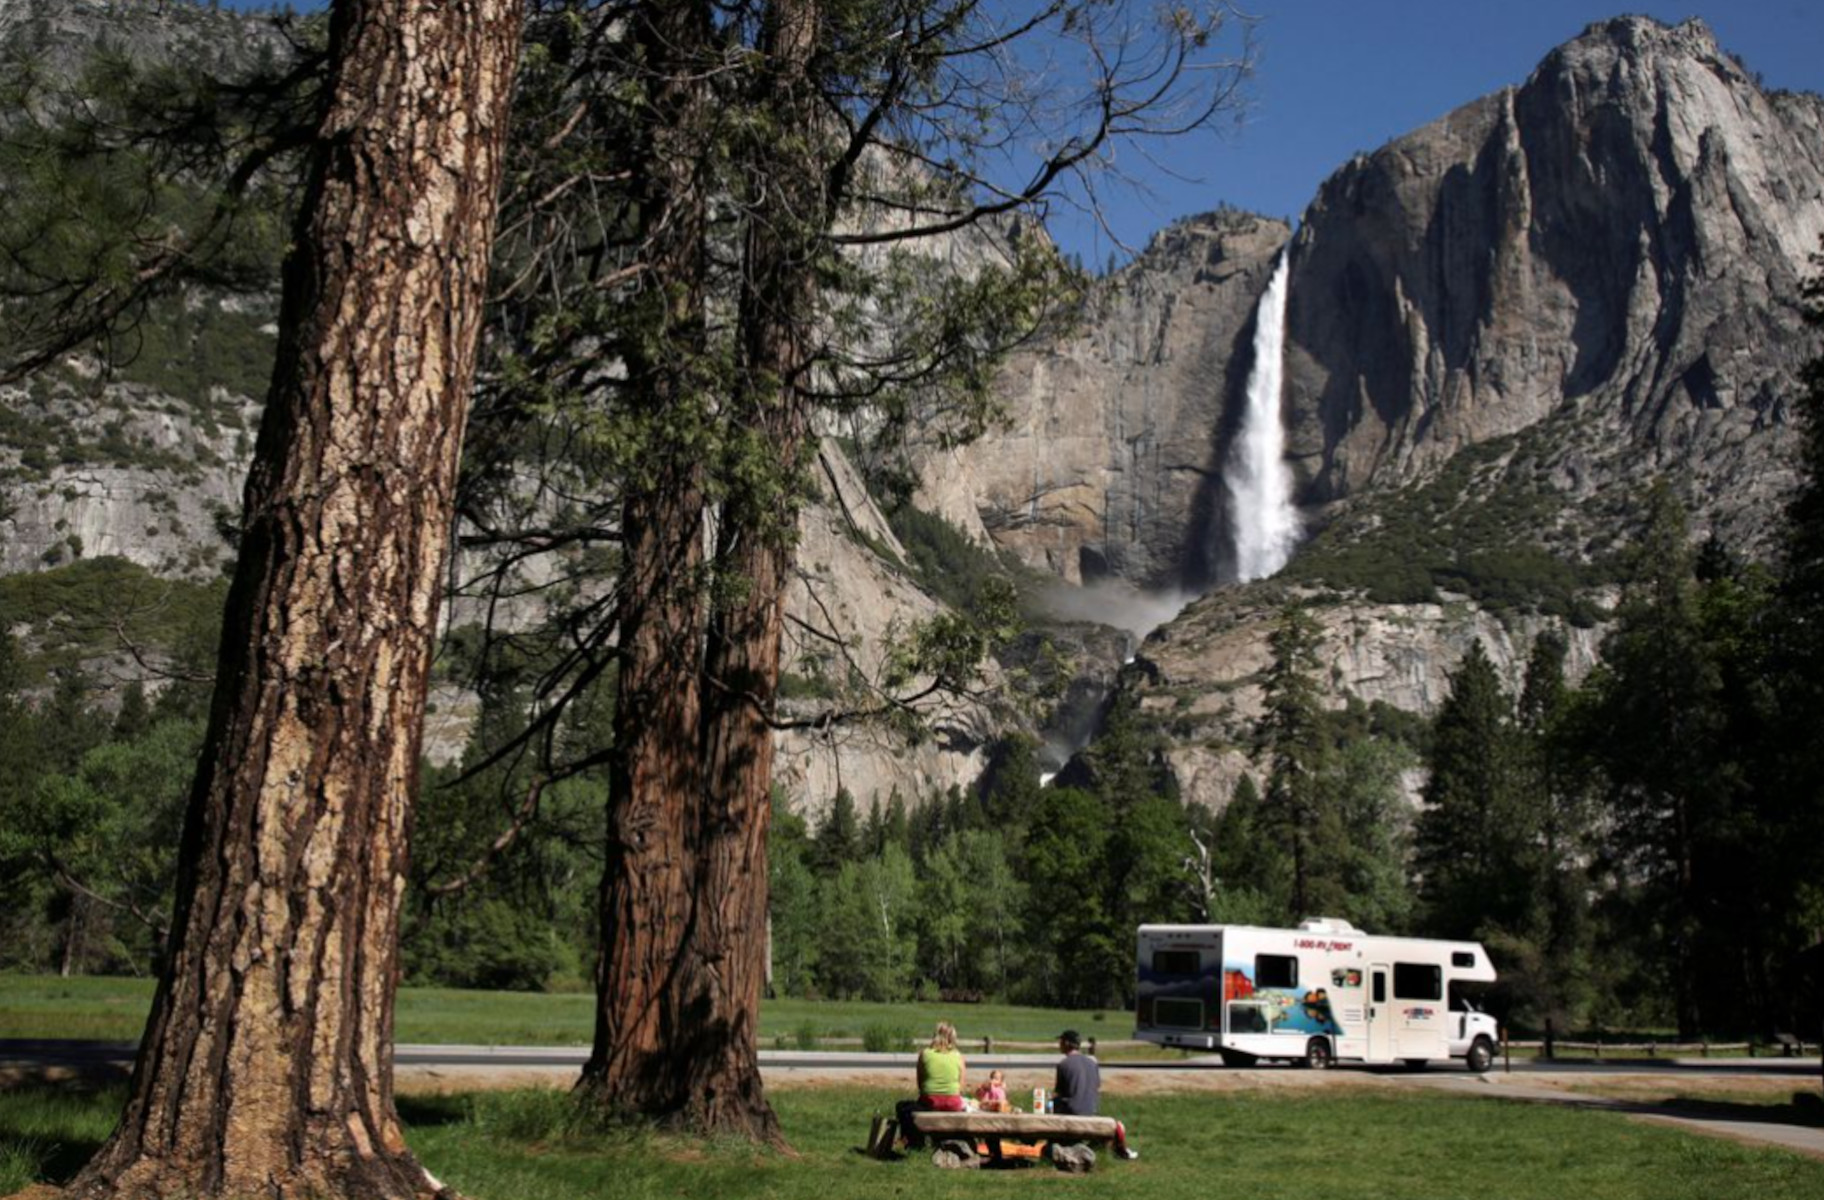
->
[[897, 1020, 968, 1147], [916, 1021, 967, 1106]]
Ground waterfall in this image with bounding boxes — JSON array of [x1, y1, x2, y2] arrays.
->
[[1225, 250, 1300, 582]]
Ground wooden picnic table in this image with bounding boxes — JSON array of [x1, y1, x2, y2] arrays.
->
[[905, 1111, 1120, 1166]]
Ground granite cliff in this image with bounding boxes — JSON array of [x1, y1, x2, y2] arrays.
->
[[1284, 16, 1824, 543], [925, 16, 1824, 807], [956, 17, 1824, 588], [928, 211, 1290, 588]]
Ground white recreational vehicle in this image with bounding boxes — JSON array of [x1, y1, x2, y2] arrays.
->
[[1134, 918, 1500, 1071]]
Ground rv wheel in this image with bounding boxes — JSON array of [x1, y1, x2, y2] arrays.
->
[[1465, 1037, 1495, 1074], [1302, 1038, 1333, 1070]]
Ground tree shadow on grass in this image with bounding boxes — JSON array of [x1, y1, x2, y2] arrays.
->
[[397, 1094, 471, 1129], [0, 1083, 113, 1188], [1654, 1094, 1824, 1131], [7, 1133, 106, 1187], [1553, 1090, 1824, 1133]]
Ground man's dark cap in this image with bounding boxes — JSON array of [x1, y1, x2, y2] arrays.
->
[[1059, 1029, 1082, 1048]]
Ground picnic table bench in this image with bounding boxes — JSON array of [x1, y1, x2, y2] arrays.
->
[[904, 1111, 1121, 1168]]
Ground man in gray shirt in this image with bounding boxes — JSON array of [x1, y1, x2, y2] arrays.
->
[[1052, 1029, 1138, 1158]]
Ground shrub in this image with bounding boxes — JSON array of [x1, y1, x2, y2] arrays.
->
[[861, 1023, 914, 1053]]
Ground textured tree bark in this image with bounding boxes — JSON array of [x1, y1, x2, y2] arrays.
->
[[69, 1, 522, 1196], [673, 0, 822, 1142], [576, 0, 715, 1120]]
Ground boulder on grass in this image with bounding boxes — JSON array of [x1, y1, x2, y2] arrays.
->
[[1046, 1143, 1096, 1173], [932, 1139, 981, 1169]]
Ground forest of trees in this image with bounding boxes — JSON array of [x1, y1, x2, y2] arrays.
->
[[11, 433, 1824, 1045]]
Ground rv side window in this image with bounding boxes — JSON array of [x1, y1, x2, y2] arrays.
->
[[1255, 954, 1297, 988], [1451, 951, 1475, 968], [1393, 962, 1442, 1000], [1153, 950, 1200, 976]]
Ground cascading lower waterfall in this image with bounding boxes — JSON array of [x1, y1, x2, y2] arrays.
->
[[1225, 250, 1301, 582]]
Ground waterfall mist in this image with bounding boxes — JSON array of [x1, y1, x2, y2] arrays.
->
[[1224, 250, 1300, 582]]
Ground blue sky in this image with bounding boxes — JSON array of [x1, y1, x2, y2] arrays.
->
[[224, 1, 1822, 267], [1056, 1, 1824, 266]]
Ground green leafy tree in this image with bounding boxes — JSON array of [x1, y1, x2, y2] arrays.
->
[[36, 667, 107, 775], [1208, 773, 1293, 923], [915, 829, 1026, 996], [918, 836, 974, 988], [1320, 737, 1415, 934], [950, 830, 1024, 996], [767, 796, 821, 997], [110, 681, 152, 742], [977, 734, 1046, 841], [818, 845, 919, 1000], [1760, 240, 1824, 1025], [882, 791, 912, 854]]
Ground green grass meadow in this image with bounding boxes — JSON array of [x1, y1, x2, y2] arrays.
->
[[3, 1083, 1823, 1200], [0, 974, 1131, 1048]]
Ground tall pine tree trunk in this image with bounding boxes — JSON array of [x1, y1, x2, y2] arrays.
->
[[577, 0, 714, 1119], [674, 0, 821, 1141], [70, 1, 521, 1195]]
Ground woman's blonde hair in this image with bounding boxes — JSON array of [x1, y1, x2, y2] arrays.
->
[[930, 1021, 958, 1052]]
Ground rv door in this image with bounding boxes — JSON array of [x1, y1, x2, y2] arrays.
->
[[1366, 964, 1393, 1062]]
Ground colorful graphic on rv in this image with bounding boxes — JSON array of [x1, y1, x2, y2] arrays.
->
[[1222, 959, 1344, 1037]]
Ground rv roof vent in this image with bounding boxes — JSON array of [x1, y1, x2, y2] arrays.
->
[[1296, 917, 1361, 934]]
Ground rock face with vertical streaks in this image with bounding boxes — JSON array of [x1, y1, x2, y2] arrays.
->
[[1281, 15, 1824, 549], [948, 18, 1824, 587], [931, 212, 1289, 588]]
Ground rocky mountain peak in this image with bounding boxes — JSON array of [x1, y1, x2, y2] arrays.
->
[[1553, 14, 1732, 78], [1284, 7, 1824, 543]]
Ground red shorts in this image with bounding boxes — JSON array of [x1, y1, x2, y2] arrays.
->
[[920, 1094, 967, 1111]]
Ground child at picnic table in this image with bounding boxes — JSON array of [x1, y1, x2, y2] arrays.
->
[[975, 1069, 1010, 1112]]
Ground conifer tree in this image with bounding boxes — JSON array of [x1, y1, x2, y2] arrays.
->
[[1471, 629, 1597, 1027], [1256, 603, 1332, 917], [63, 0, 525, 1192], [1578, 486, 1732, 1036], [1415, 641, 1526, 941], [813, 789, 862, 876], [1767, 241, 1824, 991]]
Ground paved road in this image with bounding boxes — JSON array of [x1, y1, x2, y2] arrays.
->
[[3, 1040, 1817, 1079]]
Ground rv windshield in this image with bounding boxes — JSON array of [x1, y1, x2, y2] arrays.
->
[[1447, 983, 1483, 1013]]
